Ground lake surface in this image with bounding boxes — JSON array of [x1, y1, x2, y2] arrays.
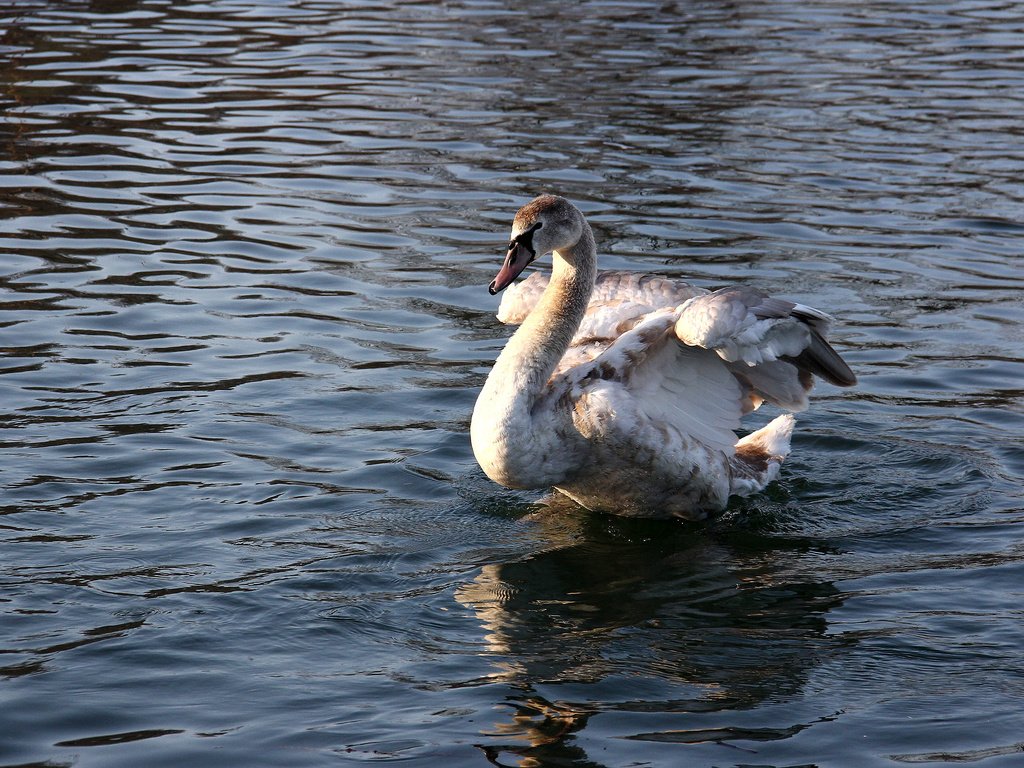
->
[[1, 1, 1023, 766]]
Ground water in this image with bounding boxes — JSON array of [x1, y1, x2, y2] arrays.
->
[[1, 0, 1022, 765]]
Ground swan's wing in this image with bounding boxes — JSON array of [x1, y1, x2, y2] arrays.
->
[[496, 272, 549, 324], [588, 271, 708, 308], [553, 340, 610, 377], [499, 271, 710, 378], [674, 286, 856, 411], [724, 359, 812, 413], [573, 300, 653, 341], [497, 270, 707, 326], [566, 310, 745, 456]]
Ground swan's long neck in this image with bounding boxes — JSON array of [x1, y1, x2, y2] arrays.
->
[[471, 222, 597, 489], [498, 226, 596, 394]]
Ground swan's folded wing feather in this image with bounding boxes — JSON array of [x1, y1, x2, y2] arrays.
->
[[725, 359, 812, 412], [570, 311, 744, 456], [674, 286, 856, 388]]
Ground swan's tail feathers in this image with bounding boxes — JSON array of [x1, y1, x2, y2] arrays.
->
[[729, 414, 795, 497]]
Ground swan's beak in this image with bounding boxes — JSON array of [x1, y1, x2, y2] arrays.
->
[[489, 242, 532, 295]]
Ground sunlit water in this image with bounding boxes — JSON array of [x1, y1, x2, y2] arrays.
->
[[1, 1, 1023, 766]]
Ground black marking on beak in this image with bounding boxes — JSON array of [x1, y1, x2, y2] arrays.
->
[[509, 221, 542, 260]]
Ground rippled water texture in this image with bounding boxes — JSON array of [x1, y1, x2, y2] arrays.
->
[[2, 1, 1023, 766]]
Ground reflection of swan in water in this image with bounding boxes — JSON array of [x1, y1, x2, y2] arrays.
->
[[458, 504, 845, 764], [472, 195, 855, 520]]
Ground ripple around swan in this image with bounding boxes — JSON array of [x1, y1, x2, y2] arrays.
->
[[1, 0, 1023, 766]]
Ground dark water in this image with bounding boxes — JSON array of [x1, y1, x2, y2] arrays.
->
[[1, 1, 1022, 766]]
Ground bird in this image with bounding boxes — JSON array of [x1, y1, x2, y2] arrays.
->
[[470, 194, 856, 520]]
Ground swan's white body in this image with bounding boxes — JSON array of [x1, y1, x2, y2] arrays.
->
[[471, 195, 855, 520]]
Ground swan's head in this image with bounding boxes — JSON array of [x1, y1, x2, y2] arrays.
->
[[489, 194, 583, 295]]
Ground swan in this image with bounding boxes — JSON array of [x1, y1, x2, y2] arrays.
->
[[471, 194, 856, 520]]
